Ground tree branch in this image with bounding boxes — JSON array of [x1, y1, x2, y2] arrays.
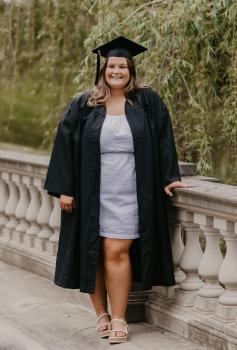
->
[[120, 0, 165, 25]]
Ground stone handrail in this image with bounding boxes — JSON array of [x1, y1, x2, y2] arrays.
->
[[0, 148, 237, 349], [146, 178, 237, 350], [0, 149, 60, 278]]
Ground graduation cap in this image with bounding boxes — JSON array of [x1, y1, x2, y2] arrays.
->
[[92, 36, 147, 85]]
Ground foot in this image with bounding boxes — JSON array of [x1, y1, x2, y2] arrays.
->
[[97, 312, 111, 335], [109, 318, 128, 342]]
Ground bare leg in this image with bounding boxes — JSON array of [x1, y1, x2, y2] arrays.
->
[[103, 238, 133, 337], [89, 258, 111, 331]]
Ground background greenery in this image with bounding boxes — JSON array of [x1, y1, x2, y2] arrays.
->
[[0, 0, 236, 184]]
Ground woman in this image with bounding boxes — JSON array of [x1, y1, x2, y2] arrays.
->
[[44, 36, 189, 344]]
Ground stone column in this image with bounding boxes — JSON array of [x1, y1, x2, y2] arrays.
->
[[25, 177, 41, 248], [168, 206, 186, 285], [175, 210, 204, 306], [47, 197, 61, 256], [2, 173, 19, 241], [0, 172, 9, 236], [193, 214, 225, 313], [214, 219, 237, 322], [14, 175, 30, 244], [152, 206, 187, 300], [35, 181, 53, 252]]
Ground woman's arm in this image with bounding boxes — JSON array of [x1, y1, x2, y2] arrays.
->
[[159, 102, 181, 188], [145, 88, 190, 196], [43, 97, 81, 199], [158, 97, 190, 196]]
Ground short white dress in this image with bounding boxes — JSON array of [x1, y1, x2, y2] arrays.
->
[[99, 114, 140, 239]]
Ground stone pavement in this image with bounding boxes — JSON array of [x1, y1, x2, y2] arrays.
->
[[0, 261, 210, 350]]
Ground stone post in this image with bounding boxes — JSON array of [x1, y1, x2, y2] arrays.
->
[[47, 197, 60, 256], [25, 177, 41, 248], [168, 206, 186, 285], [193, 214, 225, 313], [2, 173, 19, 241], [14, 175, 30, 245], [175, 210, 204, 306], [35, 180, 53, 252], [0, 172, 9, 236], [214, 219, 237, 322]]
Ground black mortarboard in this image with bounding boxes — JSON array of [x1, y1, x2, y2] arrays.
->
[[92, 36, 147, 85]]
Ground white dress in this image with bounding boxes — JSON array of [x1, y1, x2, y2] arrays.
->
[[99, 114, 140, 239]]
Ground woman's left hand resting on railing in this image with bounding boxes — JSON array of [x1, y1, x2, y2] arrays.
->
[[164, 181, 191, 197], [60, 195, 75, 213]]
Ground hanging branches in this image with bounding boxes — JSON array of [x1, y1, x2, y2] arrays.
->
[[0, 0, 90, 149], [0, 0, 236, 182], [77, 0, 237, 182]]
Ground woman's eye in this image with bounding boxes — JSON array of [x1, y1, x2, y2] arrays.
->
[[107, 65, 127, 69]]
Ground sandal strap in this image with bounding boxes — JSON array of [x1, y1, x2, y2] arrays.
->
[[97, 312, 110, 324], [97, 322, 111, 330], [110, 328, 128, 335], [111, 318, 129, 332]]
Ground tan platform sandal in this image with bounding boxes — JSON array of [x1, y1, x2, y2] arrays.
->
[[97, 312, 111, 338], [109, 318, 129, 344]]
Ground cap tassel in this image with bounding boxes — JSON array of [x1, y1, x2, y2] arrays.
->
[[95, 50, 101, 85]]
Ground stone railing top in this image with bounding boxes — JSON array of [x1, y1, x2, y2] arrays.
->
[[0, 148, 197, 176], [173, 178, 237, 221], [175, 178, 237, 203], [0, 147, 236, 222], [0, 149, 49, 167], [0, 148, 49, 178]]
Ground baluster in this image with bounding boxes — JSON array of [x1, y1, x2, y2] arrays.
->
[[193, 214, 224, 313], [35, 182, 53, 251], [24, 177, 41, 248], [47, 197, 61, 256], [14, 175, 30, 244], [214, 219, 237, 322], [168, 206, 186, 285], [0, 172, 9, 236], [154, 207, 186, 300], [175, 210, 204, 306], [2, 173, 19, 241]]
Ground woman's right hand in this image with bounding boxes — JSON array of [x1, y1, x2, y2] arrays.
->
[[60, 195, 75, 213]]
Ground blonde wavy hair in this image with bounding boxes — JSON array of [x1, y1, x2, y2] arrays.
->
[[88, 57, 148, 107]]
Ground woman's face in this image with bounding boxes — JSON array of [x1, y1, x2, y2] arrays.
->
[[105, 57, 130, 90]]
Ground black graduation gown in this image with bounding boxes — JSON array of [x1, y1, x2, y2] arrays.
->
[[43, 87, 181, 294]]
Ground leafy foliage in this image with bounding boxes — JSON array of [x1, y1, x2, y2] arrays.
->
[[76, 0, 237, 183], [0, 0, 90, 147], [0, 0, 236, 183]]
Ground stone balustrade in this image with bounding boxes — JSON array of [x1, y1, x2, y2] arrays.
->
[[0, 149, 60, 278], [146, 178, 237, 349], [0, 148, 237, 349]]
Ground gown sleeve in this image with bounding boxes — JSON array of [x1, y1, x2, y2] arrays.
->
[[147, 88, 181, 188], [43, 97, 81, 198], [158, 102, 181, 188]]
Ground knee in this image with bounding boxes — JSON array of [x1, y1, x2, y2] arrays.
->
[[104, 247, 128, 265]]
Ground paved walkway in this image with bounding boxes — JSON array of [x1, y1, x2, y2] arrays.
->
[[0, 261, 209, 350]]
